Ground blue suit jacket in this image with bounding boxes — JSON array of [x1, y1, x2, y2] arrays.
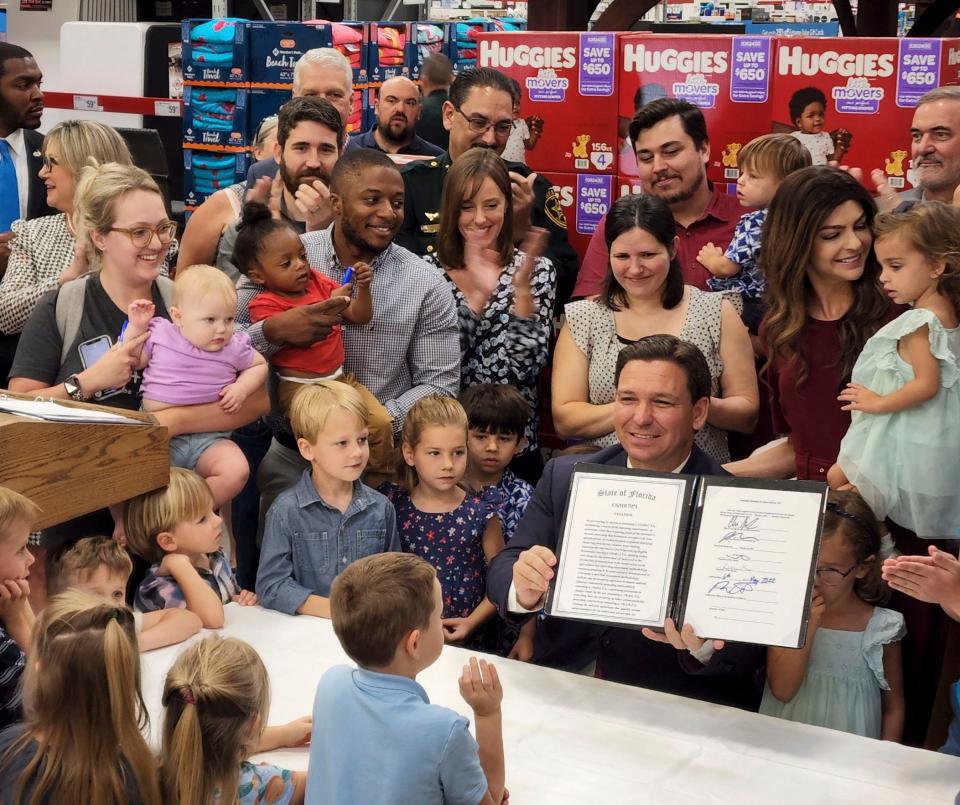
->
[[486, 443, 764, 711], [245, 156, 279, 191]]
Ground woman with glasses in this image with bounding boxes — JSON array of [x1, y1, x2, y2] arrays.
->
[[175, 114, 278, 276], [761, 490, 905, 741], [0, 120, 139, 381], [426, 148, 555, 484]]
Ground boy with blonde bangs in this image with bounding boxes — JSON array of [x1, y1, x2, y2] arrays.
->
[[0, 487, 40, 731], [124, 264, 268, 509], [51, 536, 202, 651], [307, 553, 505, 805], [697, 133, 812, 331], [125, 468, 257, 629], [257, 381, 399, 618]]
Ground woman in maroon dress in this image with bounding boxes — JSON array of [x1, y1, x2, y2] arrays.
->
[[726, 166, 894, 482]]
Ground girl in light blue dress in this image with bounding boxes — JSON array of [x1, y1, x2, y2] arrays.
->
[[761, 491, 905, 740], [828, 202, 960, 538]]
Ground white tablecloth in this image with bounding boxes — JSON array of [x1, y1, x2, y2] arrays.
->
[[141, 605, 960, 804]]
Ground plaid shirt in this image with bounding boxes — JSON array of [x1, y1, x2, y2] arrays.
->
[[0, 624, 25, 731], [496, 469, 534, 543], [236, 225, 460, 430], [707, 209, 766, 299], [134, 549, 239, 612]]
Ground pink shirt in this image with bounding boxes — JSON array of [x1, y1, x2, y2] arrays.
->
[[140, 317, 256, 405], [573, 185, 744, 298]]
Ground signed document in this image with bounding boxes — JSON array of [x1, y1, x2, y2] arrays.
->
[[545, 465, 826, 647]]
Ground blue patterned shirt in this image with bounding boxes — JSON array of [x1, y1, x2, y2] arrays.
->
[[0, 624, 25, 731], [706, 209, 766, 299], [496, 469, 533, 543], [135, 549, 239, 612]]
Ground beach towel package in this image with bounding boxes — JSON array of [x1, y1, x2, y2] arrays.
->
[[248, 88, 291, 139], [248, 21, 333, 86], [447, 19, 494, 73], [361, 87, 377, 132], [348, 89, 364, 134], [367, 22, 411, 83], [305, 20, 368, 86], [184, 148, 251, 208], [181, 18, 250, 83], [407, 22, 448, 80], [183, 85, 251, 147]]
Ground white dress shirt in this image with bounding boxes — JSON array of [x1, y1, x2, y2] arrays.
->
[[3, 129, 30, 220]]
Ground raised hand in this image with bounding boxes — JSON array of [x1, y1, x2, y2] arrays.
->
[[127, 299, 155, 331], [458, 656, 503, 717], [295, 178, 334, 232]]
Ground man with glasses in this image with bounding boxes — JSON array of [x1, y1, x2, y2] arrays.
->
[[396, 67, 579, 311], [345, 76, 442, 157], [487, 335, 765, 709]]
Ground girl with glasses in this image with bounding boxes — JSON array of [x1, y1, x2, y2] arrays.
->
[[760, 490, 905, 740]]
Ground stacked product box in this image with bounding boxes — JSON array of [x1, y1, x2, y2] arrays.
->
[[407, 21, 449, 80], [477, 30, 618, 263], [306, 19, 368, 87], [616, 33, 775, 188], [368, 22, 410, 83], [769, 36, 960, 192], [181, 18, 252, 209]]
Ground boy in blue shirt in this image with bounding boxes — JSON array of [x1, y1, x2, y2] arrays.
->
[[307, 553, 505, 805], [257, 381, 399, 617]]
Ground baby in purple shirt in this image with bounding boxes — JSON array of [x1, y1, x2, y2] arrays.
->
[[126, 264, 267, 508]]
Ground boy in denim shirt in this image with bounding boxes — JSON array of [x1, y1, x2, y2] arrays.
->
[[257, 381, 399, 617], [307, 553, 505, 805]]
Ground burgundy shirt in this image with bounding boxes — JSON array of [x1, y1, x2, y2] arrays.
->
[[573, 185, 743, 298], [766, 306, 900, 481]]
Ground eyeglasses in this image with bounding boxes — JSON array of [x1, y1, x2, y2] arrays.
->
[[814, 563, 860, 585], [41, 154, 60, 171], [110, 222, 177, 248], [454, 107, 514, 137]]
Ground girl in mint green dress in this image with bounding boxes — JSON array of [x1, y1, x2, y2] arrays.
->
[[761, 491, 905, 739], [829, 203, 960, 538]]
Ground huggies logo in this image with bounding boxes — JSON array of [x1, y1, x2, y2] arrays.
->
[[478, 41, 577, 70], [622, 44, 728, 74], [833, 77, 885, 114], [777, 46, 895, 78]]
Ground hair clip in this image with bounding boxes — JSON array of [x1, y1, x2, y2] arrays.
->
[[182, 688, 197, 706], [109, 608, 121, 621], [826, 501, 874, 535]]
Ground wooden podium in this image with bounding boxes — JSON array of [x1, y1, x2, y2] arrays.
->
[[0, 392, 169, 529]]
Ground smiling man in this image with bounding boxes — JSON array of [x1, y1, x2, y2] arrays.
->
[[346, 76, 442, 157], [895, 86, 960, 209], [486, 335, 764, 710], [236, 148, 460, 515], [573, 98, 742, 298]]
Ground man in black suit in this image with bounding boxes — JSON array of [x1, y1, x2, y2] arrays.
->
[[487, 335, 765, 710], [0, 43, 52, 278]]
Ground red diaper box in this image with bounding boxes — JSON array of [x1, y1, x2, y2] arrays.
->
[[770, 37, 960, 192], [548, 172, 616, 263], [617, 34, 774, 186], [476, 31, 618, 175]]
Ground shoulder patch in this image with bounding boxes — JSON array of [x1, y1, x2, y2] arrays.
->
[[545, 187, 568, 230]]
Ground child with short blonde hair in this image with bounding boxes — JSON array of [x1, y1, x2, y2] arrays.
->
[[125, 468, 257, 627], [257, 381, 399, 618], [52, 535, 202, 651], [0, 590, 161, 804], [307, 552, 505, 805], [697, 133, 812, 331], [124, 263, 268, 508], [0, 487, 39, 731], [161, 635, 309, 805]]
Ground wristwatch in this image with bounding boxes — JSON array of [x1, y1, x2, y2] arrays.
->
[[63, 374, 86, 401]]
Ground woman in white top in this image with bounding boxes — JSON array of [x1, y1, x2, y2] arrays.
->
[[552, 193, 758, 463]]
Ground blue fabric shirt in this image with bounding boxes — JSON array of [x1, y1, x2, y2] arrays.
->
[[706, 208, 766, 298], [256, 470, 400, 615], [496, 469, 534, 543], [345, 127, 444, 157], [306, 666, 488, 805]]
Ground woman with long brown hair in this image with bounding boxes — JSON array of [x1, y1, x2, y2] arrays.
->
[[726, 166, 895, 481]]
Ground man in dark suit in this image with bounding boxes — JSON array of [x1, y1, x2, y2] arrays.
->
[[0, 43, 53, 277], [487, 335, 764, 710]]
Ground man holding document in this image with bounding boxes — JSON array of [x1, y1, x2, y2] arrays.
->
[[487, 336, 767, 710]]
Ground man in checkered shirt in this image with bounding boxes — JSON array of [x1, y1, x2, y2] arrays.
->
[[236, 148, 460, 515]]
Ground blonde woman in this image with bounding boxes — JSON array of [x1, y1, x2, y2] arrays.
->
[[0, 590, 161, 804]]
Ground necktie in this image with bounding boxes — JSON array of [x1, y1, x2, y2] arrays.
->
[[0, 139, 20, 232]]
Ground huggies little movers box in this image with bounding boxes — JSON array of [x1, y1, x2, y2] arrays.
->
[[617, 34, 774, 186], [476, 31, 618, 175]]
